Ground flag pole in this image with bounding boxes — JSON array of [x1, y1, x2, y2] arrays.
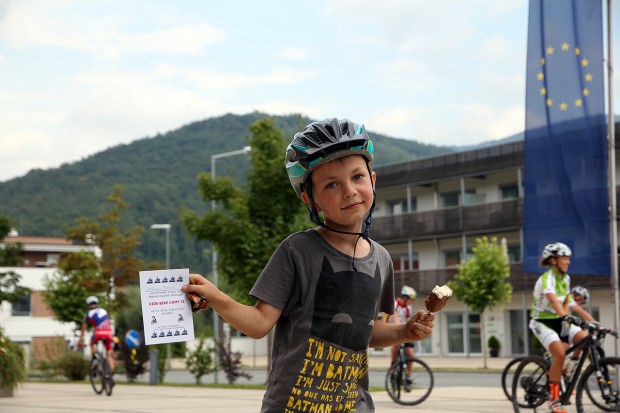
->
[[606, 0, 619, 357]]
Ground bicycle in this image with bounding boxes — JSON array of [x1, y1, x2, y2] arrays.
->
[[385, 343, 434, 405], [501, 352, 552, 402], [511, 315, 619, 413], [88, 340, 114, 396]]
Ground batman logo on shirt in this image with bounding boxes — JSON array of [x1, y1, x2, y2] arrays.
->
[[310, 258, 381, 351]]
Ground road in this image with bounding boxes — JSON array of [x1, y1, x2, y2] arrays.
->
[[133, 368, 503, 388]]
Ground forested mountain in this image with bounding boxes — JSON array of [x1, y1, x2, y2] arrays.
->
[[0, 112, 453, 272]]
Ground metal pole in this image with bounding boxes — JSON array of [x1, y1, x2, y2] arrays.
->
[[150, 223, 173, 369], [210, 146, 251, 384], [606, 0, 619, 358]]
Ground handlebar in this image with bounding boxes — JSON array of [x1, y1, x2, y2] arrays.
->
[[564, 315, 618, 338]]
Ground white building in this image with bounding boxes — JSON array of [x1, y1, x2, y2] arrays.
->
[[371, 133, 618, 358], [0, 233, 100, 362]]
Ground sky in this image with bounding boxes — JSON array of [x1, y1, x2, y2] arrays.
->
[[1, 0, 619, 182]]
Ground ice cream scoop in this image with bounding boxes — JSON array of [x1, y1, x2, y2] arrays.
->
[[425, 284, 453, 312]]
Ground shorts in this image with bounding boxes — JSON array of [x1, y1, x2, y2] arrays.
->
[[92, 330, 114, 351], [529, 318, 581, 351]]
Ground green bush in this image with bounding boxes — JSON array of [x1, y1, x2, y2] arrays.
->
[[58, 352, 89, 381], [185, 336, 214, 384], [0, 329, 26, 390], [487, 335, 500, 350]]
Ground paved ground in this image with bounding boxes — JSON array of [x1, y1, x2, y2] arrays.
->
[[2, 382, 515, 413], [0, 356, 580, 413]]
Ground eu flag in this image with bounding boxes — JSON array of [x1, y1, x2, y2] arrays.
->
[[522, 0, 609, 276]]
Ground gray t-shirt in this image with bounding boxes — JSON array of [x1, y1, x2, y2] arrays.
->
[[250, 229, 395, 413]]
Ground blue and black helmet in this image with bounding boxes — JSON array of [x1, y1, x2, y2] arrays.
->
[[285, 118, 374, 199]]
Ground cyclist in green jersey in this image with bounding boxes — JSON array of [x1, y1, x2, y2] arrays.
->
[[529, 243, 595, 413]]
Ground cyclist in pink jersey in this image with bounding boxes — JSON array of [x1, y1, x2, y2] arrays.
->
[[78, 296, 116, 371]]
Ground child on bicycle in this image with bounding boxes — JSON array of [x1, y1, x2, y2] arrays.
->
[[563, 285, 591, 316], [79, 296, 116, 372], [183, 118, 435, 412], [386, 286, 417, 389], [529, 243, 595, 413]]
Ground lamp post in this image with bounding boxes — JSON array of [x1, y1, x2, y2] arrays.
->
[[150, 224, 171, 270], [210, 146, 251, 383], [150, 223, 172, 372]]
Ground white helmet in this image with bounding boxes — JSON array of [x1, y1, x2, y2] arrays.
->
[[86, 296, 99, 305], [540, 242, 572, 265], [571, 285, 589, 303], [401, 286, 417, 299]]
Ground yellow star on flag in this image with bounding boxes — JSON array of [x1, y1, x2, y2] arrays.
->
[[561, 42, 570, 51], [585, 73, 592, 82], [560, 102, 568, 111], [575, 99, 583, 107]]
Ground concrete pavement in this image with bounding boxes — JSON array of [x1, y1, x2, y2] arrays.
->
[[2, 382, 515, 413], [0, 356, 581, 413]]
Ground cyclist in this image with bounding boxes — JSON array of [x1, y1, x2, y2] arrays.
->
[[387, 286, 417, 388], [529, 243, 595, 413], [563, 285, 591, 316], [78, 296, 116, 373]]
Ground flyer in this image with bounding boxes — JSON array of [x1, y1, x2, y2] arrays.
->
[[139, 268, 195, 345]]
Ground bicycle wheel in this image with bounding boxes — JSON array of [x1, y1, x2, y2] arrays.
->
[[502, 357, 524, 401], [102, 357, 113, 396], [89, 359, 105, 395], [576, 356, 620, 413], [511, 355, 550, 411], [385, 357, 433, 405]]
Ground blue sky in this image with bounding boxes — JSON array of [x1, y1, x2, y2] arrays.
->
[[1, 0, 618, 182]]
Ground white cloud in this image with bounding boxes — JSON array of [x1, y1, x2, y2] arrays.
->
[[275, 47, 311, 61]]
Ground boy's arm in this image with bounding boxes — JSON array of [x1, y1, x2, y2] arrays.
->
[[369, 311, 434, 348], [183, 273, 282, 339], [571, 304, 596, 322]]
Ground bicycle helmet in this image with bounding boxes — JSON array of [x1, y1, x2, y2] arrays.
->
[[540, 242, 572, 265], [86, 296, 99, 305], [401, 286, 417, 299], [286, 118, 374, 199], [285, 118, 376, 239], [571, 285, 589, 303]]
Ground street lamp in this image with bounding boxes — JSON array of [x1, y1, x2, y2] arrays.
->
[[150, 224, 171, 270], [150, 223, 172, 370], [210, 145, 251, 383]]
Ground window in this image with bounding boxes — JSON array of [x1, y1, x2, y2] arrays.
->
[[444, 250, 461, 267], [501, 183, 519, 199], [11, 294, 31, 316], [507, 245, 521, 262], [441, 192, 459, 207], [392, 253, 419, 271], [388, 199, 407, 215]]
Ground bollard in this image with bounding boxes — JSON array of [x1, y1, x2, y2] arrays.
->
[[149, 348, 159, 385]]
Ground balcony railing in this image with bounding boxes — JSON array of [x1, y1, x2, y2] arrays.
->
[[393, 263, 614, 296], [370, 199, 522, 242]]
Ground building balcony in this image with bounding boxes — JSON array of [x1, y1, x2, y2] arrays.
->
[[370, 198, 523, 242], [393, 263, 614, 296]]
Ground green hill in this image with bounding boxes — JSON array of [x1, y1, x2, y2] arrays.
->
[[0, 112, 453, 271]]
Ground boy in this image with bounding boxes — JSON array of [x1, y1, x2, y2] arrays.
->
[[183, 118, 435, 412]]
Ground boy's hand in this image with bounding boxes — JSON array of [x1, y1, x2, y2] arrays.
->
[[182, 274, 216, 313], [405, 310, 434, 341]]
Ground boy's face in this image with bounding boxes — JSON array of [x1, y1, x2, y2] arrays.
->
[[302, 155, 376, 232], [573, 293, 585, 306]]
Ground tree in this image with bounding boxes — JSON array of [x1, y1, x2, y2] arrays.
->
[[450, 236, 512, 368], [181, 118, 310, 304], [43, 185, 145, 324], [181, 117, 311, 375], [0, 216, 30, 304]]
